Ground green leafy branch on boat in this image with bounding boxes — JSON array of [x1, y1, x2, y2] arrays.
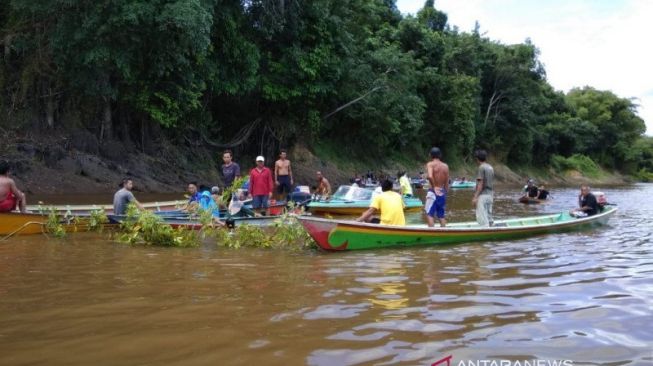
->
[[116, 204, 201, 247]]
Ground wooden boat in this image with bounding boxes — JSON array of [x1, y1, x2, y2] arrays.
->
[[108, 214, 281, 230], [450, 181, 476, 189], [297, 207, 617, 251], [307, 185, 423, 216], [0, 212, 111, 236], [25, 200, 185, 215], [519, 196, 544, 204]]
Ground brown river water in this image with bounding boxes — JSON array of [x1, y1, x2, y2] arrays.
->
[[1, 184, 652, 365]]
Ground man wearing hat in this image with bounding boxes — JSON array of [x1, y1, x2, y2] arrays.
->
[[249, 156, 274, 215]]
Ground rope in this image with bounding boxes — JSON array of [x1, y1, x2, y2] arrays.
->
[[0, 222, 45, 242]]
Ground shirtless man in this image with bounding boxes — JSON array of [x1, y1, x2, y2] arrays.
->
[[0, 161, 27, 213], [315, 171, 331, 198], [424, 147, 449, 227], [274, 149, 293, 199]]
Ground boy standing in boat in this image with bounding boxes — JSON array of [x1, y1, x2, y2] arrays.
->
[[424, 147, 449, 227], [472, 150, 494, 226], [274, 149, 293, 200], [0, 161, 27, 213], [357, 179, 405, 226]]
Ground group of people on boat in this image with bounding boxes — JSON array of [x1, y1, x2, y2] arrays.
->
[[355, 147, 495, 228], [110, 149, 333, 221]]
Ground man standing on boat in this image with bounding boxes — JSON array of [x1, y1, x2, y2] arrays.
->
[[249, 156, 274, 216], [274, 149, 293, 200], [424, 147, 450, 227], [113, 178, 144, 215], [357, 179, 405, 226], [0, 161, 27, 213], [221, 150, 241, 188], [472, 150, 494, 226]]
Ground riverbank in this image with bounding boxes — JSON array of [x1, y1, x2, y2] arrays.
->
[[3, 134, 631, 196]]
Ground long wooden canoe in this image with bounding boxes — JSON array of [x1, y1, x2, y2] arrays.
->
[[518, 196, 545, 204], [0, 212, 111, 236], [108, 214, 281, 230], [297, 207, 617, 251], [25, 200, 185, 215]]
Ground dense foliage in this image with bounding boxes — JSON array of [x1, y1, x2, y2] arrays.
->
[[1, 0, 650, 175]]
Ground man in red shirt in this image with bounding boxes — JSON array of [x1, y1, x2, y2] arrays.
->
[[249, 156, 274, 215]]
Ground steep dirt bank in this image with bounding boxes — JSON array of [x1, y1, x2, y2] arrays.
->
[[2, 134, 630, 196]]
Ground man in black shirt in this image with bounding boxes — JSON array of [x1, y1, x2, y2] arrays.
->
[[221, 150, 241, 188], [572, 185, 599, 216], [537, 185, 550, 200], [523, 179, 539, 198]]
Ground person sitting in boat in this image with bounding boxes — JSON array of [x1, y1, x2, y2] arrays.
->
[[571, 185, 599, 217], [356, 179, 405, 226], [397, 171, 413, 197], [199, 190, 224, 225], [182, 182, 201, 212], [113, 178, 144, 215], [537, 185, 550, 200], [0, 161, 27, 213], [522, 179, 539, 198], [314, 171, 331, 199]]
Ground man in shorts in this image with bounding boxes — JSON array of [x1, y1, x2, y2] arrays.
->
[[274, 149, 293, 200], [424, 147, 450, 227]]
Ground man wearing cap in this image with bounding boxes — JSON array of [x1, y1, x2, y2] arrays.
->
[[249, 156, 274, 215]]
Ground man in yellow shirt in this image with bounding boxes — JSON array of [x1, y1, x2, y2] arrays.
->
[[356, 179, 406, 226]]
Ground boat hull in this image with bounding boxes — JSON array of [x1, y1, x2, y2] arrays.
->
[[450, 182, 476, 189], [25, 200, 185, 215], [298, 207, 616, 251], [519, 196, 543, 204], [0, 212, 109, 236]]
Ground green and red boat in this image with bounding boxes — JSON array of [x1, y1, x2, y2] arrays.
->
[[297, 206, 617, 251]]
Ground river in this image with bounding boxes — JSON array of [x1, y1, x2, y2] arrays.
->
[[1, 184, 652, 365]]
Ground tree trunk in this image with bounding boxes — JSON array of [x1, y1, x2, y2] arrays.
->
[[100, 97, 113, 142], [45, 88, 55, 129]]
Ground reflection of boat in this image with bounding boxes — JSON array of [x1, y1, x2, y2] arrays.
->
[[518, 196, 543, 204], [0, 212, 108, 236], [450, 180, 475, 189], [297, 207, 617, 251], [307, 185, 423, 215]]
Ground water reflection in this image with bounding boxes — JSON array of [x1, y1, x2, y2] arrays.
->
[[0, 185, 652, 366]]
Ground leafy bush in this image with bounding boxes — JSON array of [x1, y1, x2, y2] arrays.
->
[[551, 154, 601, 177], [117, 205, 201, 247]]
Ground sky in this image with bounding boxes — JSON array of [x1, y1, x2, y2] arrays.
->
[[396, 0, 653, 135]]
